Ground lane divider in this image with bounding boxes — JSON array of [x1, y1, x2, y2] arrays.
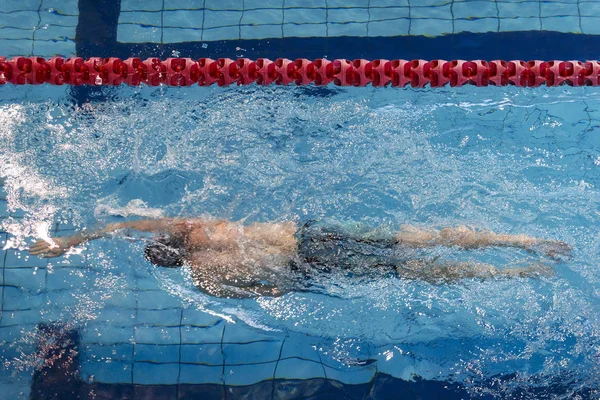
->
[[1, 56, 598, 87]]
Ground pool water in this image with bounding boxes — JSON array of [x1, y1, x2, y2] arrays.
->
[[2, 84, 600, 398]]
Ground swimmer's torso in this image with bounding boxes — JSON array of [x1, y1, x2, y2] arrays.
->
[[182, 220, 299, 297]]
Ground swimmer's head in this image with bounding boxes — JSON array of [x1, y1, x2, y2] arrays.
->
[[144, 235, 186, 268]]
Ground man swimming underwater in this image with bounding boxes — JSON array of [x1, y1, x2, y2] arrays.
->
[[29, 218, 571, 298]]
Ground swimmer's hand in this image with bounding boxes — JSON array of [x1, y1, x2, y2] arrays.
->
[[29, 235, 84, 258]]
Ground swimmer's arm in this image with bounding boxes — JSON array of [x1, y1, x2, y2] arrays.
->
[[29, 218, 193, 258]]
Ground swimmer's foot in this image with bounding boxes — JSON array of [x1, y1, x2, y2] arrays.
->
[[502, 263, 555, 278], [528, 239, 572, 260]]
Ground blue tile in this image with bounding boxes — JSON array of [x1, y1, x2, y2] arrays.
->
[[119, 11, 162, 26], [202, 26, 239, 41], [81, 361, 132, 384], [540, 2, 579, 17], [1, 11, 39, 28], [0, 325, 37, 343], [180, 343, 222, 365], [5, 249, 48, 268], [371, 0, 408, 6], [182, 308, 222, 327], [275, 358, 325, 379], [83, 344, 133, 363], [205, 0, 244, 10], [542, 16, 581, 33], [3, 287, 43, 310], [0, 384, 30, 400], [179, 364, 223, 384], [102, 290, 137, 309], [1, 0, 40, 12], [327, 0, 368, 6], [0, 28, 34, 40], [242, 9, 283, 25], [223, 340, 282, 365], [453, 1, 497, 18], [0, 309, 41, 327], [409, 0, 448, 4], [328, 8, 370, 23], [410, 18, 453, 36], [163, 10, 204, 29], [45, 267, 88, 291], [454, 18, 498, 34], [283, 23, 326, 38], [323, 364, 376, 384], [240, 24, 282, 40], [43, 0, 79, 15], [204, 10, 242, 29], [498, 2, 539, 18], [137, 289, 181, 310], [164, 27, 204, 44], [137, 309, 181, 326], [39, 10, 78, 26], [164, 0, 204, 9], [0, 39, 31, 57], [581, 2, 600, 17], [181, 324, 224, 344], [133, 362, 179, 384], [370, 7, 409, 21], [328, 22, 368, 37], [224, 362, 276, 385], [93, 307, 136, 325], [285, 0, 326, 7], [4, 267, 46, 292], [499, 17, 541, 32], [135, 343, 180, 363], [222, 322, 278, 343], [280, 338, 321, 362], [134, 325, 180, 345], [83, 323, 134, 344], [121, 0, 163, 12], [411, 4, 452, 19], [117, 24, 161, 44], [245, 0, 284, 9], [0, 201, 8, 217], [284, 8, 327, 24]]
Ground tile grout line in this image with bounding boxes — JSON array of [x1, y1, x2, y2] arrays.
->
[[176, 309, 183, 398], [577, 0, 583, 33], [494, 0, 500, 33], [270, 337, 286, 400], [538, 0, 542, 31], [407, 0, 411, 36], [220, 324, 226, 399], [325, 0, 329, 39], [31, 0, 43, 56], [366, 0, 371, 37], [160, 0, 165, 48], [201, 0, 206, 41], [450, 0, 455, 34], [238, 0, 245, 40]]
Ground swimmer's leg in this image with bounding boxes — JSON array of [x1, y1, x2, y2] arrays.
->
[[395, 225, 571, 259], [397, 259, 554, 283]]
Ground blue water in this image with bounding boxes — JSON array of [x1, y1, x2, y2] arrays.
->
[[2, 84, 600, 397]]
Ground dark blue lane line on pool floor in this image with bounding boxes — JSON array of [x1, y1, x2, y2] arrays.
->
[[114, 32, 600, 63]]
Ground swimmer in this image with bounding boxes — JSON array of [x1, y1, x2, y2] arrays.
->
[[29, 218, 571, 298]]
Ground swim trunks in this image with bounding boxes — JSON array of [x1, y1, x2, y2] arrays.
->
[[293, 219, 409, 275]]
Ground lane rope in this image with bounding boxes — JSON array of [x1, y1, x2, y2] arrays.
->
[[1, 56, 598, 87]]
